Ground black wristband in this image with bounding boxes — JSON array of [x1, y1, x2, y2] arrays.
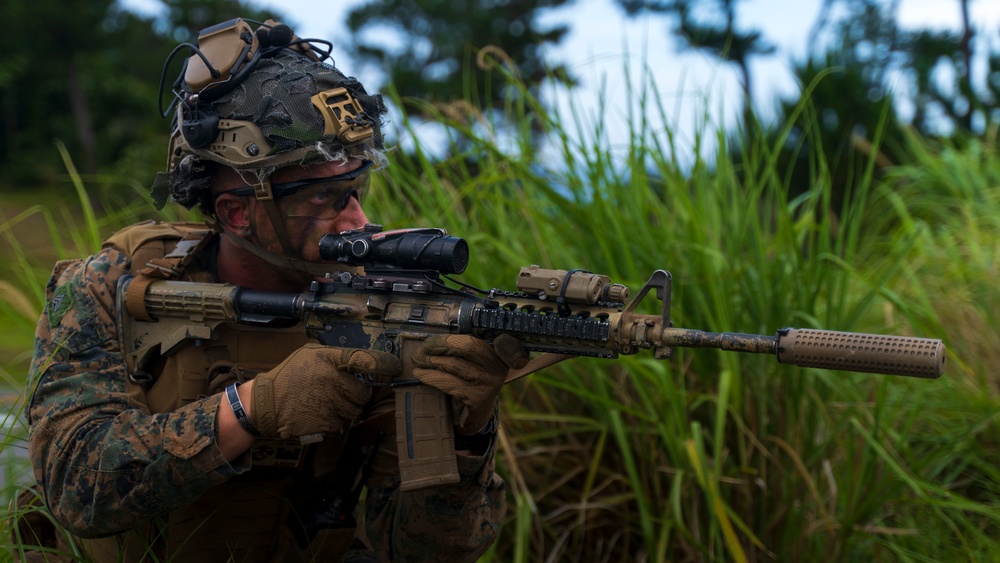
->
[[455, 417, 496, 453], [226, 382, 261, 437]]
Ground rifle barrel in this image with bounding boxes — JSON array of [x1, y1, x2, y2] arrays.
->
[[660, 327, 944, 378]]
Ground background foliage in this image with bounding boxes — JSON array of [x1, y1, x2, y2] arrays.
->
[[2, 0, 996, 188], [1, 0, 998, 561]]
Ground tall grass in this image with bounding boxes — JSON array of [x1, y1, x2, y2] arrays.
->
[[0, 73, 997, 561], [363, 72, 999, 561]]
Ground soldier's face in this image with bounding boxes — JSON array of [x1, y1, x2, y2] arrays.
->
[[254, 158, 372, 262], [214, 158, 372, 263]]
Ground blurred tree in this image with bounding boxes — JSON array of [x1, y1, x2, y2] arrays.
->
[[904, 2, 998, 135], [0, 0, 131, 180], [760, 0, 999, 215], [616, 0, 775, 135], [343, 0, 576, 139], [808, 0, 997, 136], [0, 1, 284, 189], [765, 0, 909, 213], [157, 0, 277, 45]]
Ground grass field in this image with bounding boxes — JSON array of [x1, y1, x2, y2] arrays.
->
[[0, 88, 998, 561]]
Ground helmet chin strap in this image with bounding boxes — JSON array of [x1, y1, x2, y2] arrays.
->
[[205, 177, 346, 280]]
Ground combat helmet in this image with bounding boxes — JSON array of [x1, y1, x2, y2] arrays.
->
[[151, 17, 388, 275]]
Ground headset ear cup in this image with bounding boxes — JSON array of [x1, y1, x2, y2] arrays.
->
[[181, 106, 220, 149], [267, 24, 293, 48], [255, 27, 271, 48]]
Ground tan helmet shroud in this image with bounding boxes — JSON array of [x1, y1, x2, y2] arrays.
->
[[165, 87, 374, 174]]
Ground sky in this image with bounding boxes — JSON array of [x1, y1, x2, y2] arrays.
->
[[121, 0, 1000, 155]]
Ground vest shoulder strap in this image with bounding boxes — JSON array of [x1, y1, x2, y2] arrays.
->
[[104, 220, 215, 279]]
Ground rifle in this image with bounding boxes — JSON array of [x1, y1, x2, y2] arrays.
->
[[117, 225, 945, 491]]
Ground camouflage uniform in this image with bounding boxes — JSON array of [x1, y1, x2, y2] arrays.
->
[[24, 226, 506, 561]]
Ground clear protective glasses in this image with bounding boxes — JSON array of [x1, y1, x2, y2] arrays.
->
[[220, 160, 373, 219]]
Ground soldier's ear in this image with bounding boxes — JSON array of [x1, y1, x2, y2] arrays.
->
[[214, 194, 253, 236]]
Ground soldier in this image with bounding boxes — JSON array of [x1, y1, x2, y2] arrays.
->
[[17, 17, 522, 562]]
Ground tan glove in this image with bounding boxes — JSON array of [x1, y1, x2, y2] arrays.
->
[[251, 344, 400, 440], [410, 334, 528, 434]]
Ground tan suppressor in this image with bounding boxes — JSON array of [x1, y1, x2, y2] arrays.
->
[[774, 328, 944, 378]]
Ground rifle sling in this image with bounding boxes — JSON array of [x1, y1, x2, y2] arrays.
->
[[125, 275, 158, 322], [504, 353, 573, 384]]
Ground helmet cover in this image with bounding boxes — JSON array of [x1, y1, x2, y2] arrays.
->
[[151, 22, 388, 213]]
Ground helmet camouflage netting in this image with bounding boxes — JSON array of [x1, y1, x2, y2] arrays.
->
[[151, 47, 389, 213]]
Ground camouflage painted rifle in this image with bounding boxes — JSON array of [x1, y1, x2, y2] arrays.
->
[[118, 225, 945, 491]]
